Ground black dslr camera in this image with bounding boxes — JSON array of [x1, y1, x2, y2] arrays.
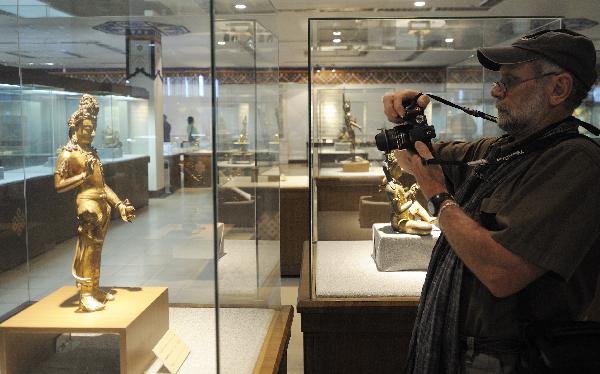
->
[[375, 93, 436, 154]]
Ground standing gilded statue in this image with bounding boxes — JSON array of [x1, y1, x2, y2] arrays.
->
[[381, 152, 435, 235], [339, 94, 363, 161], [54, 94, 135, 312]]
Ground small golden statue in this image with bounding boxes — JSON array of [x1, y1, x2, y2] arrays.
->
[[339, 94, 363, 161], [381, 152, 435, 235], [54, 94, 135, 312], [237, 115, 248, 144]]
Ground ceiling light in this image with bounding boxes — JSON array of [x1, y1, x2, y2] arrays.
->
[[331, 69, 336, 73], [217, 41, 226, 45], [414, 1, 426, 6], [445, 38, 454, 43], [332, 38, 342, 43], [234, 4, 246, 9], [332, 31, 341, 36]]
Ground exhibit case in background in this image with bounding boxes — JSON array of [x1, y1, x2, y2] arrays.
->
[[0, 1, 291, 374], [296, 17, 592, 374]]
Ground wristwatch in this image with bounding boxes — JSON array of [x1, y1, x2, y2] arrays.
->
[[427, 192, 455, 216]]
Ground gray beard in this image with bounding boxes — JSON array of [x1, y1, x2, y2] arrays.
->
[[496, 90, 547, 136]]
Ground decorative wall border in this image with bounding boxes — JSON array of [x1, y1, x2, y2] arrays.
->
[[52, 66, 490, 86]]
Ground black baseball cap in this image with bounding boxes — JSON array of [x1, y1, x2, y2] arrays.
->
[[477, 28, 597, 89]]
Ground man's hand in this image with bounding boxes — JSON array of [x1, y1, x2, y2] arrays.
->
[[383, 89, 430, 123], [405, 141, 447, 199]]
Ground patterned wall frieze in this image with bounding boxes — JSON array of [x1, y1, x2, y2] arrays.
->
[[51, 66, 488, 86]]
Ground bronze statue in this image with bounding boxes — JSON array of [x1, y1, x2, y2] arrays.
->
[[54, 94, 135, 312], [238, 115, 248, 144], [339, 94, 362, 161], [381, 152, 434, 235]]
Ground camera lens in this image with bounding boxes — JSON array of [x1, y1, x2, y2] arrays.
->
[[375, 130, 391, 153]]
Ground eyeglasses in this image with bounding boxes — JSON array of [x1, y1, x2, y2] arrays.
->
[[492, 72, 561, 98]]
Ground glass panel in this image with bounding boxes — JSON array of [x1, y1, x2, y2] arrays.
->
[[0, 4, 28, 319], [308, 17, 562, 298], [255, 22, 281, 307], [1, 1, 218, 372], [214, 10, 281, 373]]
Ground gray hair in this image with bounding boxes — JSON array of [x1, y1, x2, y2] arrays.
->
[[532, 59, 590, 112]]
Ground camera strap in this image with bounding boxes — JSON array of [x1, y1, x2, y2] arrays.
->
[[425, 126, 596, 168]]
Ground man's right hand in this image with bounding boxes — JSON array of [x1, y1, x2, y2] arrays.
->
[[383, 89, 430, 123]]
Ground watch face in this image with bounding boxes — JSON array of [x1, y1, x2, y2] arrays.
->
[[427, 200, 436, 215]]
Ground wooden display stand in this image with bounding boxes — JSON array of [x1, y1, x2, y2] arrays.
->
[[0, 286, 168, 374], [254, 305, 295, 374], [297, 245, 419, 374]]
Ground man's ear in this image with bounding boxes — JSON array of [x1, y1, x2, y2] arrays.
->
[[548, 73, 573, 106]]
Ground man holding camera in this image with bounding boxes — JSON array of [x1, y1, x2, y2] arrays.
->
[[383, 29, 600, 373]]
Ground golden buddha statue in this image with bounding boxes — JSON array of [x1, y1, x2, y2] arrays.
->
[[54, 94, 135, 312], [381, 152, 435, 235]]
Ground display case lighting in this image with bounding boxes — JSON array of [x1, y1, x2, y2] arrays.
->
[[217, 41, 226, 45], [414, 1, 426, 6], [234, 4, 247, 9], [445, 37, 454, 43], [332, 38, 342, 43], [332, 31, 342, 36]]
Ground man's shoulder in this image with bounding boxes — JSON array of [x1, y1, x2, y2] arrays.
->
[[552, 135, 600, 164]]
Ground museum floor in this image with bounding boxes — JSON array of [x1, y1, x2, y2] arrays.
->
[[0, 163, 307, 373]]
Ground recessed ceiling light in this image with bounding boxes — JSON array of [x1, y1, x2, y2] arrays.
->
[[414, 1, 426, 6], [217, 41, 226, 45], [332, 38, 342, 43], [445, 38, 454, 43], [332, 31, 341, 36], [234, 4, 246, 9]]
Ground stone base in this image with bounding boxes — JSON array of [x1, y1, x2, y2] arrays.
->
[[372, 223, 440, 271], [342, 160, 370, 172]]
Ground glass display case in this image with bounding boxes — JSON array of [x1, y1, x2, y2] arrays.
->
[[0, 1, 290, 373], [308, 17, 564, 287], [299, 17, 576, 374]]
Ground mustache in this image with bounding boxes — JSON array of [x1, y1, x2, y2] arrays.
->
[[496, 104, 509, 113]]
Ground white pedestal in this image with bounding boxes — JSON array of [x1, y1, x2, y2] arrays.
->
[[372, 223, 440, 271]]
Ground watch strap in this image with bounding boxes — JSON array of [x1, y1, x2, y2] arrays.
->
[[428, 192, 455, 216]]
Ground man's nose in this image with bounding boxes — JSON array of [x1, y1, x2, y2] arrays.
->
[[490, 83, 504, 99]]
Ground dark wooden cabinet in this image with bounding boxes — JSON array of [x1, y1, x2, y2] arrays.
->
[[297, 245, 419, 374]]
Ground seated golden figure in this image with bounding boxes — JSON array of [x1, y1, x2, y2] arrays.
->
[[54, 94, 135, 312], [381, 153, 435, 235]]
